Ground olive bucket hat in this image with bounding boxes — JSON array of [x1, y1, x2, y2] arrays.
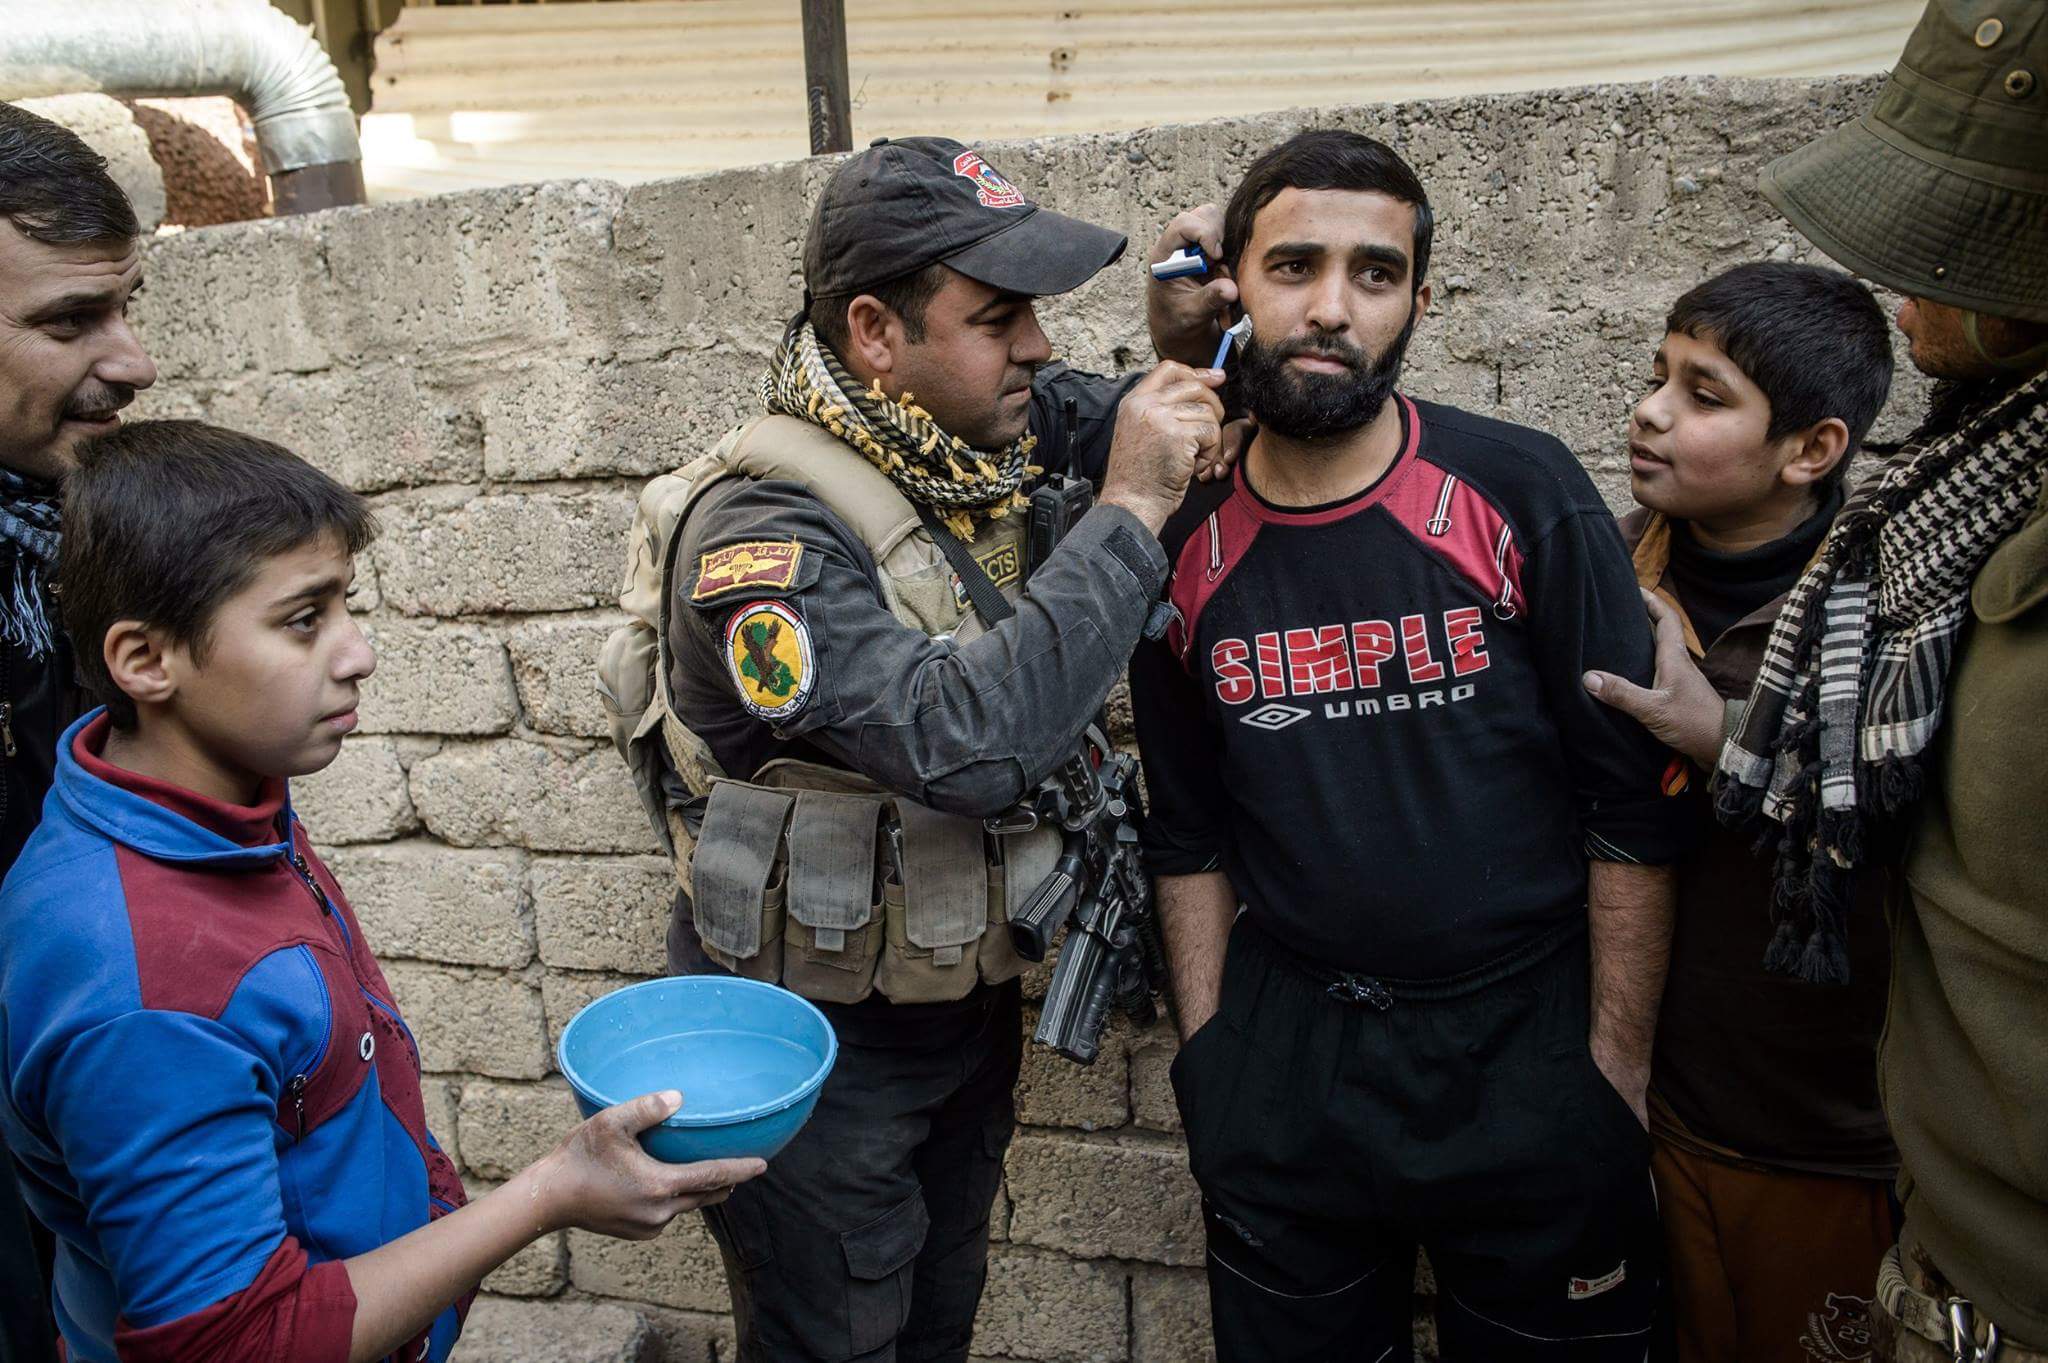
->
[[1760, 0, 2048, 323]]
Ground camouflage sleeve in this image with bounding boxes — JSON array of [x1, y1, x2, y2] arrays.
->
[[673, 478, 1167, 818]]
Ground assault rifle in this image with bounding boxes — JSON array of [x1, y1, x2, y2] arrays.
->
[[996, 472, 1172, 1065], [1006, 725, 1169, 1063]]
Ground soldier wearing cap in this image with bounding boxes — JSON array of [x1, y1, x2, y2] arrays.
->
[[599, 137, 1222, 1362], [1716, 4, 2048, 1359]]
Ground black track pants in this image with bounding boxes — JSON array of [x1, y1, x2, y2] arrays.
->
[[703, 981, 1021, 1363], [1173, 918, 1660, 1362]]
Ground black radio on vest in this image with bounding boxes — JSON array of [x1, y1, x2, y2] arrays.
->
[[1028, 474, 1095, 578]]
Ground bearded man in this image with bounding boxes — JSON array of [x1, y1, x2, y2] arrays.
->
[[1129, 129, 1689, 1362]]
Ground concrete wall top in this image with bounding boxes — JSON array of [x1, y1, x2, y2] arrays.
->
[[134, 72, 1923, 518]]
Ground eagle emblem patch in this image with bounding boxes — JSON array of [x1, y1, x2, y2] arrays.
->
[[725, 600, 814, 721], [693, 540, 803, 602]]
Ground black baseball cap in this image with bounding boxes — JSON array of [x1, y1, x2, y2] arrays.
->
[[803, 136, 1127, 303]]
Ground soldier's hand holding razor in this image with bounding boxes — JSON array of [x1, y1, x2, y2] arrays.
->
[[1098, 361, 1226, 534]]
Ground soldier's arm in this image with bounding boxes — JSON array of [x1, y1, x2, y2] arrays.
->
[[681, 480, 1167, 819]]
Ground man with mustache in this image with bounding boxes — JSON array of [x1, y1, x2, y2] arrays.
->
[[0, 102, 154, 1363], [1130, 130, 1686, 1360], [605, 136, 1221, 1362]]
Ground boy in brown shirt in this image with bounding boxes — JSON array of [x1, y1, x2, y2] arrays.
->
[[1583, 261, 1898, 1363]]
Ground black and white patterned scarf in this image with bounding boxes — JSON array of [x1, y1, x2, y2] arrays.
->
[[0, 468, 61, 660], [1715, 368, 2048, 983]]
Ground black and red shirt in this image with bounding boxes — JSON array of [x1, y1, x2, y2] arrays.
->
[[1131, 394, 1689, 979]]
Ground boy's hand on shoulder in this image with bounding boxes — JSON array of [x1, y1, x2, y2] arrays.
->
[[528, 1091, 765, 1240], [1581, 588, 1727, 770], [1100, 362, 1227, 534]]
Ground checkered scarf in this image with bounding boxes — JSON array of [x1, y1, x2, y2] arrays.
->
[[761, 321, 1037, 540], [1715, 368, 2048, 983], [0, 468, 62, 661]]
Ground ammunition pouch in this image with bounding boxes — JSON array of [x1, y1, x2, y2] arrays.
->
[[677, 759, 1059, 1005]]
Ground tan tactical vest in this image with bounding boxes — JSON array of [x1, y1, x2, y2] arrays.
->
[[598, 414, 1063, 1006]]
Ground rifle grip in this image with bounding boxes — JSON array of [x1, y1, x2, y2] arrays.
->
[[1011, 846, 1085, 961]]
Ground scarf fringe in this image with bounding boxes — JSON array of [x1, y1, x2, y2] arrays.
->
[[0, 471, 60, 662], [1761, 918, 1808, 976], [1874, 752, 1923, 816], [0, 546, 55, 661], [1782, 925, 1852, 986]]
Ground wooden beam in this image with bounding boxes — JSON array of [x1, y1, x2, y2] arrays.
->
[[799, 0, 851, 155]]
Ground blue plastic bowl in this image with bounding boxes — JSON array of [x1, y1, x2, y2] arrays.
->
[[557, 976, 838, 1164]]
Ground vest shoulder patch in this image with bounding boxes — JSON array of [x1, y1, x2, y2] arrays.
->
[[724, 599, 816, 721], [692, 540, 804, 603]]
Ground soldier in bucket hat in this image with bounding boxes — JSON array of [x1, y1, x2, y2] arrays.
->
[[1717, 4, 2048, 1359]]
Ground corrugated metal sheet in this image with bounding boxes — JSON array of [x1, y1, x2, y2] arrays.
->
[[361, 0, 1919, 200]]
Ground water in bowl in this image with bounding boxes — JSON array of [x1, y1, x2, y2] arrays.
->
[[584, 1028, 821, 1119]]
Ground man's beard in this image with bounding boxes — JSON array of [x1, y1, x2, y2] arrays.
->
[[1233, 316, 1415, 440]]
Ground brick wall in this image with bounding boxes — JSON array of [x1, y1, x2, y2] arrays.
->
[[126, 75, 1919, 1362]]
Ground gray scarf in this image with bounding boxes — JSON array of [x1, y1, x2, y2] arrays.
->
[[0, 468, 61, 660], [1715, 368, 2048, 983]]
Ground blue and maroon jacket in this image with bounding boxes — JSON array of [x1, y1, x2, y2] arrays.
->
[[0, 711, 469, 1362]]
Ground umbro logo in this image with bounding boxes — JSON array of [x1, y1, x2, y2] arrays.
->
[[1240, 704, 1312, 731]]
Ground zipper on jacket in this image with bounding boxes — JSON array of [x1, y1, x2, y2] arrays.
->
[[287, 839, 357, 950], [0, 641, 13, 761], [289, 851, 331, 915], [287, 1073, 308, 1142]]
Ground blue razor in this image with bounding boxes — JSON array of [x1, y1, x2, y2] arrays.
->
[[1150, 247, 1209, 281], [1212, 315, 1252, 371]]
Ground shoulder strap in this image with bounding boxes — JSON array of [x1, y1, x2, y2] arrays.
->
[[916, 505, 1015, 626], [728, 415, 923, 560]]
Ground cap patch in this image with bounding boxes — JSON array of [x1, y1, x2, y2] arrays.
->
[[693, 540, 803, 602], [725, 599, 815, 722], [953, 150, 1025, 209]]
